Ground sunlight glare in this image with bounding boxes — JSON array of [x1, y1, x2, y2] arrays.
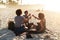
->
[[0, 5, 6, 8], [22, 0, 60, 12], [0, 0, 60, 12]]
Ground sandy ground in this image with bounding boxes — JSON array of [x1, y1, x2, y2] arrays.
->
[[0, 28, 58, 40], [0, 4, 60, 40]]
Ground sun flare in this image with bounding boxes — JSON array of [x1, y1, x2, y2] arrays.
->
[[0, 0, 60, 12]]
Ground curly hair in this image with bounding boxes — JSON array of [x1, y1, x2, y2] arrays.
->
[[16, 9, 22, 16]]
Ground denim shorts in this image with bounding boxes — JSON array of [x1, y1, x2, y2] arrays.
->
[[14, 26, 25, 35]]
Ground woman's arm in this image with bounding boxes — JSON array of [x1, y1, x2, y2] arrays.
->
[[28, 14, 32, 19], [28, 14, 31, 16], [32, 15, 39, 20]]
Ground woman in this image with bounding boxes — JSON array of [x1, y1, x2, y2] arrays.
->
[[32, 13, 46, 33]]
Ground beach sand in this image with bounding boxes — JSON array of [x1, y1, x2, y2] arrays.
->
[[0, 5, 60, 40]]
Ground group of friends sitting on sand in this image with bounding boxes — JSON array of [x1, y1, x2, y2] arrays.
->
[[8, 9, 46, 38]]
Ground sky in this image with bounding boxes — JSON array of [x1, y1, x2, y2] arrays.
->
[[21, 0, 60, 12], [0, 0, 60, 12]]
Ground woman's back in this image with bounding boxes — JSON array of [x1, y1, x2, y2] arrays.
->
[[37, 19, 46, 33], [14, 16, 24, 27]]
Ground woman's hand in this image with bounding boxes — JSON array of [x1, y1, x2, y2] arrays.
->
[[28, 14, 31, 16], [32, 15, 35, 17]]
